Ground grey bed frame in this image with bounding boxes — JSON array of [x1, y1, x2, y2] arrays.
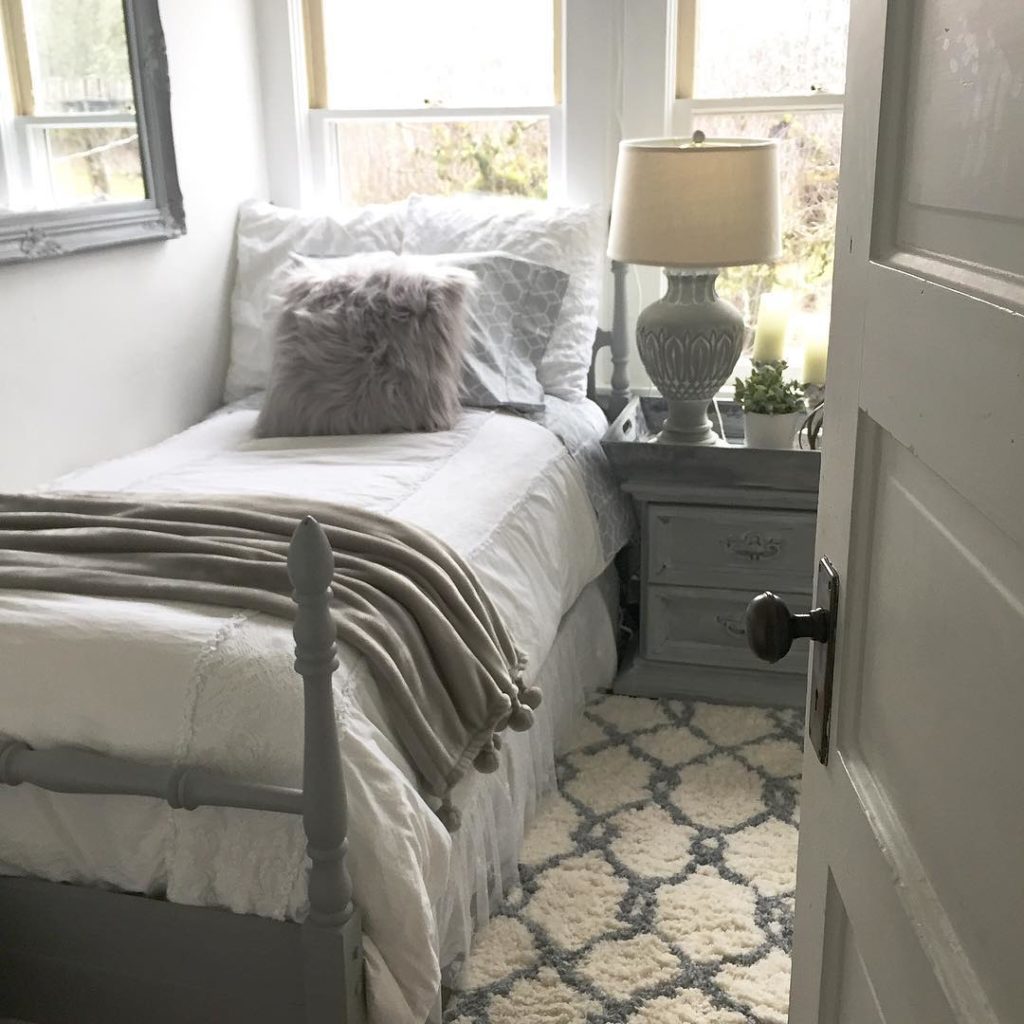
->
[[0, 266, 631, 1024]]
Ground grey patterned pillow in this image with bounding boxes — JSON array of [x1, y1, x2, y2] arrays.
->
[[255, 253, 475, 437], [442, 252, 569, 413]]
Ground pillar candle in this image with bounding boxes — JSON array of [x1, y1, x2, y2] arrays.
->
[[798, 313, 830, 385], [751, 291, 792, 363]]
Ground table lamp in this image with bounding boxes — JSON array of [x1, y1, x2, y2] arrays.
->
[[608, 133, 781, 444]]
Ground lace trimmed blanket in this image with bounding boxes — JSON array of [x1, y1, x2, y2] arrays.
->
[[0, 493, 541, 829]]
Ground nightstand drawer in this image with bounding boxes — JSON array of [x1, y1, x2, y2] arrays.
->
[[647, 505, 816, 592], [644, 585, 809, 673]]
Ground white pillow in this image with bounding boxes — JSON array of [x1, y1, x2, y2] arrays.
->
[[225, 198, 407, 401], [403, 195, 607, 401]]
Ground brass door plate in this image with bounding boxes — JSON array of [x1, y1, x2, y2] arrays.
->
[[808, 557, 839, 765]]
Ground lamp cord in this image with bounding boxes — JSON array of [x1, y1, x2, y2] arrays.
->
[[713, 397, 727, 443]]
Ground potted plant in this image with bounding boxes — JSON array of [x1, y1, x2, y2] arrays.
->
[[734, 361, 807, 449]]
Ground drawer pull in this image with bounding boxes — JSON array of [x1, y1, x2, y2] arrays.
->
[[715, 614, 747, 639], [724, 531, 783, 562]]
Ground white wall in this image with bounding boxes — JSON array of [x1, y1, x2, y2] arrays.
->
[[0, 0, 268, 489]]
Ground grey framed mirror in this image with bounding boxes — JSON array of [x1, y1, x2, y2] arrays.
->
[[0, 0, 184, 264]]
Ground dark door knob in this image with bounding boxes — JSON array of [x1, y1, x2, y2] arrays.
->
[[745, 592, 831, 663]]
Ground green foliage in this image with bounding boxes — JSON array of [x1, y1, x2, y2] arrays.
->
[[714, 112, 841, 324], [430, 120, 548, 199], [734, 361, 806, 415], [33, 0, 132, 90]]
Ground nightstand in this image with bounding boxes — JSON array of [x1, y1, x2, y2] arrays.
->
[[603, 397, 821, 708]]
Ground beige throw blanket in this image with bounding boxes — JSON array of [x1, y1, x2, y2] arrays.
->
[[0, 493, 542, 828]]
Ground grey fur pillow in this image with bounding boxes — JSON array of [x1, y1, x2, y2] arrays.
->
[[290, 251, 568, 413], [255, 253, 475, 437]]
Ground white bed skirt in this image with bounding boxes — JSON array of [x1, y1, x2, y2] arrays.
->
[[435, 566, 618, 996]]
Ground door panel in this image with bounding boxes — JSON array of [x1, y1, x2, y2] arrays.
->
[[860, 270, 1024, 549], [790, 0, 1024, 1020], [902, 0, 1024, 218], [874, 0, 1024, 290], [895, 0, 1024, 264], [820, 875, 885, 1024], [813, 762, 966, 1024], [843, 425, 1024, 1022]]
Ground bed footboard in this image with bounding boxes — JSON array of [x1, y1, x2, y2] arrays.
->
[[0, 516, 365, 1024]]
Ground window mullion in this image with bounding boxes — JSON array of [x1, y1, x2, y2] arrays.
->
[[553, 0, 563, 106], [671, 98, 694, 137], [0, 2, 21, 208], [675, 0, 696, 100], [302, 0, 328, 109], [547, 103, 565, 200], [18, 112, 138, 127], [12, 113, 37, 205], [1, 0, 33, 116], [307, 107, 330, 206], [690, 94, 845, 114], [318, 105, 558, 121]]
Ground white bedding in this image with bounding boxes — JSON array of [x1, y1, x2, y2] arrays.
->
[[0, 402, 621, 1024]]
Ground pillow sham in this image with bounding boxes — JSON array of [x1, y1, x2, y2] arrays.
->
[[255, 253, 475, 438], [297, 250, 569, 412], [446, 251, 569, 412], [226, 198, 407, 402], [404, 194, 607, 401]]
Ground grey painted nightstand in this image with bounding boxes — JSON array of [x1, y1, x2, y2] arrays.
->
[[603, 398, 821, 708]]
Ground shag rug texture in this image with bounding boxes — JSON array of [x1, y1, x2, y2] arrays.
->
[[444, 694, 803, 1024]]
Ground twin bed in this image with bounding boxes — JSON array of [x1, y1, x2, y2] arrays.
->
[[0, 197, 633, 1023]]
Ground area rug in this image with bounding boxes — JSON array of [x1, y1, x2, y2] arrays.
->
[[444, 694, 803, 1024]]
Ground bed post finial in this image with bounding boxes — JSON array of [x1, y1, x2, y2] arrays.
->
[[289, 516, 365, 1023]]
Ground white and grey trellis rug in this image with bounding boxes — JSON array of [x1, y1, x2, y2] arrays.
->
[[444, 694, 803, 1024]]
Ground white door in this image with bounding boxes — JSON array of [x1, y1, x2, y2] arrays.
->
[[789, 0, 1024, 1021]]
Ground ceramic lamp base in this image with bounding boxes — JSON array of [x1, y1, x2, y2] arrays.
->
[[659, 399, 723, 445], [635, 269, 744, 446]]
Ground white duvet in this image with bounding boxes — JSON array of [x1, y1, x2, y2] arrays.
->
[[0, 403, 614, 1023]]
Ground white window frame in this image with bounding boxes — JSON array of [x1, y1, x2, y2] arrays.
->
[[255, 0, 622, 212], [301, 0, 566, 203], [671, 0, 846, 140]]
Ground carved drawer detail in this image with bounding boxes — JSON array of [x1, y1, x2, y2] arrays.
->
[[645, 586, 808, 673], [647, 505, 816, 592], [723, 530, 783, 562]]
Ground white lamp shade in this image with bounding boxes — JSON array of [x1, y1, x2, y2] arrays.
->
[[608, 136, 781, 268]]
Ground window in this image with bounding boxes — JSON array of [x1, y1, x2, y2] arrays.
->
[[303, 0, 562, 205], [0, 0, 144, 212], [676, 0, 849, 364]]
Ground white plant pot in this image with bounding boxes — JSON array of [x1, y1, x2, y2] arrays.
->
[[743, 411, 804, 450]]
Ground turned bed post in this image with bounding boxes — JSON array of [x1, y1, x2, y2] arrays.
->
[[608, 260, 631, 412], [288, 516, 366, 1024], [588, 260, 632, 418]]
